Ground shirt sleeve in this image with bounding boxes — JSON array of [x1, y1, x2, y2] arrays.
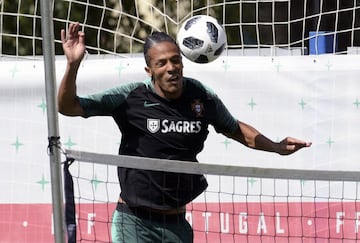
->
[[78, 82, 140, 118], [210, 93, 238, 134], [186, 77, 238, 134]]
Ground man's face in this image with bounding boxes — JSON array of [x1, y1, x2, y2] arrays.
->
[[145, 41, 183, 100]]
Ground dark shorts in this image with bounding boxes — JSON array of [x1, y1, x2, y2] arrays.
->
[[111, 203, 193, 243]]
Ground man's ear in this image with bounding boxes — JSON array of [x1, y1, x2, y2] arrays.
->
[[145, 66, 152, 77]]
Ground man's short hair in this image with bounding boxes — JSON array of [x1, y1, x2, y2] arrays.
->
[[143, 32, 180, 66]]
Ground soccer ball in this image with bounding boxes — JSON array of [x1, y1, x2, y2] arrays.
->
[[176, 15, 227, 64]]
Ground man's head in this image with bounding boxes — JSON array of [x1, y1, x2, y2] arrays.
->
[[144, 32, 180, 66], [144, 32, 184, 100]]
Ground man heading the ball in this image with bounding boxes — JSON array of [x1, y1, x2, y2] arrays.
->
[[58, 22, 312, 243]]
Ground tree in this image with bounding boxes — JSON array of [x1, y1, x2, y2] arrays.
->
[[1, 0, 359, 56]]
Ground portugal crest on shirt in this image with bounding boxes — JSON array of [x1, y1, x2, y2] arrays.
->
[[147, 119, 160, 133], [191, 99, 204, 117]]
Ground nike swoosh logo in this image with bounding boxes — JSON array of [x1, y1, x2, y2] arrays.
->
[[144, 101, 160, 107]]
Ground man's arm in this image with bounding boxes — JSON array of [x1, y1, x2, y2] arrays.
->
[[58, 22, 86, 116], [225, 120, 312, 155]]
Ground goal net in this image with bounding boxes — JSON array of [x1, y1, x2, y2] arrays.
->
[[1, 1, 360, 243], [1, 0, 360, 58], [64, 149, 360, 242]]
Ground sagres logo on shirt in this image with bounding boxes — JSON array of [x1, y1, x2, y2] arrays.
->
[[147, 119, 160, 133], [147, 118, 202, 134]]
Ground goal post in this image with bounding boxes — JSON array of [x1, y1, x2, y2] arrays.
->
[[39, 0, 66, 243]]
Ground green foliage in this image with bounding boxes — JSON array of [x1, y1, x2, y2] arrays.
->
[[2, 0, 358, 56], [0, 0, 243, 56], [1, 0, 232, 56]]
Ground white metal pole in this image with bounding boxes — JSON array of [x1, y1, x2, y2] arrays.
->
[[39, 0, 66, 242]]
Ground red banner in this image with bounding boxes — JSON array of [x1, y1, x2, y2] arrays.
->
[[2, 202, 360, 242]]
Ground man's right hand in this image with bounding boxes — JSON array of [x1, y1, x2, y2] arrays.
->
[[58, 22, 86, 116], [61, 22, 86, 65]]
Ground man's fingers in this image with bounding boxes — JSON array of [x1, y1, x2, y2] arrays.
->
[[61, 29, 66, 43], [284, 137, 312, 147], [287, 144, 296, 151], [64, 22, 80, 41], [78, 31, 85, 44], [279, 137, 312, 155], [68, 22, 78, 33]]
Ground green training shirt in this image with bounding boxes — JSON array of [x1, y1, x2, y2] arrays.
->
[[79, 77, 238, 209]]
